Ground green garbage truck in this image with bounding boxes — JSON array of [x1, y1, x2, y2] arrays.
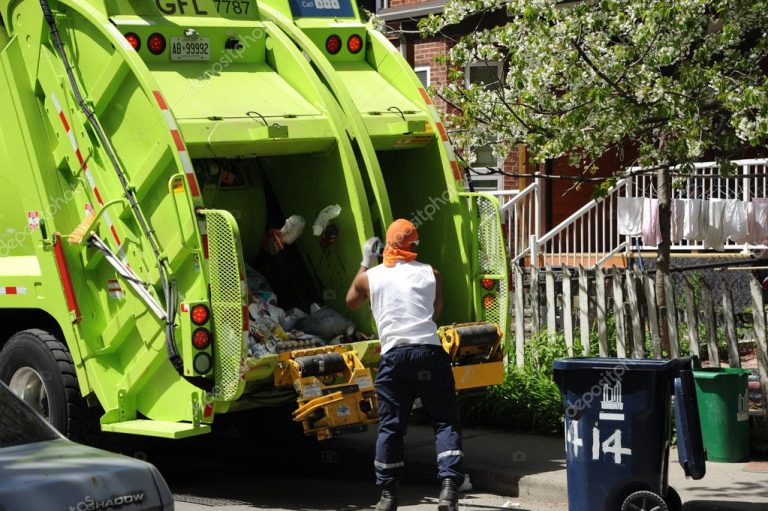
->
[[0, 0, 508, 442]]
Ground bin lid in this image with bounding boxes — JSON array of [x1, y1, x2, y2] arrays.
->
[[692, 367, 751, 379], [554, 357, 697, 372]]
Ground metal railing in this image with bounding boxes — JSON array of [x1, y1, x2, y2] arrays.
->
[[536, 177, 629, 268], [629, 159, 768, 252], [489, 159, 768, 268], [489, 182, 540, 265]]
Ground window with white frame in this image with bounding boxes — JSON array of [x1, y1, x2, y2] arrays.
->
[[466, 61, 503, 90], [465, 61, 504, 190], [468, 174, 504, 192], [414, 66, 430, 87]]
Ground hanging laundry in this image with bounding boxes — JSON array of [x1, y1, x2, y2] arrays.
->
[[641, 198, 660, 246], [617, 197, 643, 236], [722, 200, 748, 244], [703, 199, 726, 251], [682, 199, 709, 241], [747, 198, 768, 245], [671, 199, 685, 243]]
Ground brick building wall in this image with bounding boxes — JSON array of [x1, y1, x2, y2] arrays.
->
[[381, 0, 521, 190]]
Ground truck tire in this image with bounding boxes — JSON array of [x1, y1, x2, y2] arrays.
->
[[0, 329, 96, 443]]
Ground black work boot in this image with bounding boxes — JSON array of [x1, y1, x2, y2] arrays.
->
[[375, 485, 398, 511], [437, 477, 459, 511]]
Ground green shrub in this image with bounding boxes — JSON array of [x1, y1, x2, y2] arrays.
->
[[459, 332, 573, 434]]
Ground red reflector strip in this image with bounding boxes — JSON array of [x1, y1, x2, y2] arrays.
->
[[75, 149, 85, 168], [58, 111, 70, 132], [242, 305, 249, 332], [436, 122, 449, 142], [185, 172, 201, 197], [50, 93, 129, 264], [201, 234, 209, 259], [52, 234, 82, 323], [0, 286, 25, 295], [110, 225, 122, 245], [170, 129, 185, 152], [152, 91, 201, 199], [204, 403, 214, 417], [418, 87, 433, 105], [153, 90, 168, 110], [450, 160, 462, 181]]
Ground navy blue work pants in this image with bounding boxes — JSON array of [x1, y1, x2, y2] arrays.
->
[[374, 344, 463, 487]]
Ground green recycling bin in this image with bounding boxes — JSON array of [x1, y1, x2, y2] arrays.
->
[[693, 368, 751, 462]]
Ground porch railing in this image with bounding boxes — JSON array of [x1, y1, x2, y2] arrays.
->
[[489, 159, 768, 268]]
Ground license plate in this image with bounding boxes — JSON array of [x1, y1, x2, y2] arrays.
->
[[170, 37, 210, 61]]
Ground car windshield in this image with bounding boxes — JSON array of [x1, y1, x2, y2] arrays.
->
[[0, 383, 59, 447]]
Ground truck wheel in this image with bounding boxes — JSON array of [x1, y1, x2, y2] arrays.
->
[[0, 329, 96, 443], [621, 491, 669, 511]]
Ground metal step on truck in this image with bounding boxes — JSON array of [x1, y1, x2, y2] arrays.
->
[[0, 0, 508, 443]]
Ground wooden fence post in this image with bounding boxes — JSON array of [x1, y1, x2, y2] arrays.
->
[[702, 283, 720, 367], [683, 279, 700, 358], [626, 270, 645, 359], [530, 266, 540, 333], [596, 268, 608, 357], [514, 265, 525, 368], [578, 266, 590, 356], [612, 266, 627, 358], [722, 288, 741, 369], [749, 275, 768, 417], [545, 266, 556, 336], [562, 267, 574, 357], [665, 276, 680, 359], [644, 273, 662, 358]]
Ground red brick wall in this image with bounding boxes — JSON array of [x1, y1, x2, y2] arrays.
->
[[413, 38, 449, 111]]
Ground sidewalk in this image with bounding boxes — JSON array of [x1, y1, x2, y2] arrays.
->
[[331, 425, 768, 510]]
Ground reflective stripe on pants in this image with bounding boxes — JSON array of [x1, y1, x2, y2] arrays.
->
[[374, 344, 463, 487]]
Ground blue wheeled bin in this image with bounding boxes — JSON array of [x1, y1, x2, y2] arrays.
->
[[553, 357, 706, 511]]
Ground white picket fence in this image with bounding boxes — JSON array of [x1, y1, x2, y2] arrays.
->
[[510, 264, 768, 417]]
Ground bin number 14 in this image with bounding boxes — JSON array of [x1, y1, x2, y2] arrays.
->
[[566, 420, 632, 464]]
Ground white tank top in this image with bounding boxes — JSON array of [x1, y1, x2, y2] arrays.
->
[[367, 261, 441, 354]]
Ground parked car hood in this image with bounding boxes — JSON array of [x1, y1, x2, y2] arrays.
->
[[0, 438, 173, 510]]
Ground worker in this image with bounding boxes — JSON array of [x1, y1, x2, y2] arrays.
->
[[346, 219, 463, 511]]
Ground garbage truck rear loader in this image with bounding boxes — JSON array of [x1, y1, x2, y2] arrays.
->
[[0, 0, 508, 443], [259, 0, 511, 389]]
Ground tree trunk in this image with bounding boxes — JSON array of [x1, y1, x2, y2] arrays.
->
[[656, 167, 672, 355]]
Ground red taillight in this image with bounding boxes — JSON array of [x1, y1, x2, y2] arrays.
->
[[148, 33, 166, 55], [347, 34, 363, 54], [483, 294, 495, 309], [191, 304, 210, 326], [125, 32, 140, 51], [192, 328, 212, 350], [326, 34, 341, 55], [481, 278, 495, 290]]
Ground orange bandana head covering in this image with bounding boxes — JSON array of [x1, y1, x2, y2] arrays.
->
[[383, 219, 419, 268]]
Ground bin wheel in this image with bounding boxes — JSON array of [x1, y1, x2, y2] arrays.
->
[[621, 491, 669, 511], [665, 487, 682, 511]]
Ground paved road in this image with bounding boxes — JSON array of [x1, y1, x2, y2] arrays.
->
[[120, 426, 566, 511], [169, 472, 565, 511]]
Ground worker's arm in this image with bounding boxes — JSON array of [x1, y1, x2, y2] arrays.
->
[[347, 237, 380, 310], [346, 267, 370, 311], [433, 269, 443, 320]]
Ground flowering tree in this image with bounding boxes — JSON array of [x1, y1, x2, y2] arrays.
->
[[420, 0, 768, 351]]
